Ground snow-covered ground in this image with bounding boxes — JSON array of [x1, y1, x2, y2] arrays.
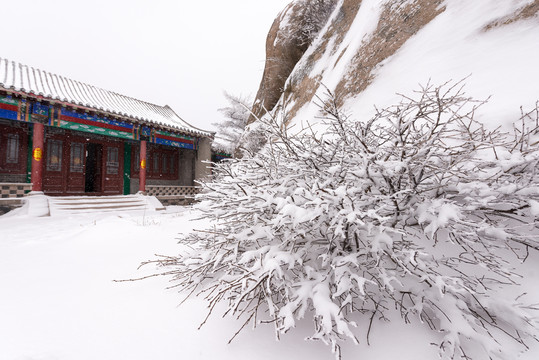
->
[[1, 205, 538, 359]]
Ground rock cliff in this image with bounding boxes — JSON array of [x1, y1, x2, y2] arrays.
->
[[249, 0, 337, 123], [250, 0, 539, 129]]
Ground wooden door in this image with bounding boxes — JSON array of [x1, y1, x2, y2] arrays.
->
[[84, 142, 103, 194], [102, 143, 123, 195], [66, 141, 86, 193], [43, 136, 66, 195]]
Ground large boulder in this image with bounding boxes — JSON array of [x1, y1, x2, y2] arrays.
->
[[248, 0, 337, 124]]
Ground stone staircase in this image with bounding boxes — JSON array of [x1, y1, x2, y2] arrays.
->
[[47, 194, 165, 216]]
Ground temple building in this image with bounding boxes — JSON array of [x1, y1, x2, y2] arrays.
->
[[0, 57, 214, 207]]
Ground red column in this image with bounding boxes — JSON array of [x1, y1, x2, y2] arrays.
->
[[139, 140, 147, 193], [31, 123, 45, 192]]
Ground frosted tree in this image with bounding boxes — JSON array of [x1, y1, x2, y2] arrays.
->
[[212, 92, 252, 154], [149, 82, 539, 359], [297, 0, 338, 45]]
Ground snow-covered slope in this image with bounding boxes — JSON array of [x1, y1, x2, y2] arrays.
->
[[255, 0, 539, 130]]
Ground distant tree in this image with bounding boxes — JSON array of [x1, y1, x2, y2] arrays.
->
[[151, 82, 539, 360], [212, 92, 252, 154]]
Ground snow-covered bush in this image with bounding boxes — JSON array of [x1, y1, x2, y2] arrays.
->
[[152, 82, 539, 359]]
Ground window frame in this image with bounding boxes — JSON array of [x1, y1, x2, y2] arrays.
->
[[6, 133, 20, 164], [131, 144, 178, 180], [106, 146, 120, 175], [0, 124, 28, 174], [69, 142, 84, 173], [46, 139, 63, 172]]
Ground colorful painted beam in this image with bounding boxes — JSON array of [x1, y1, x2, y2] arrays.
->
[[0, 94, 198, 148], [56, 108, 135, 140], [0, 96, 29, 122], [142, 127, 195, 150]]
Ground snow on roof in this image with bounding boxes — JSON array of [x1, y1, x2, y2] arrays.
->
[[0, 57, 213, 137]]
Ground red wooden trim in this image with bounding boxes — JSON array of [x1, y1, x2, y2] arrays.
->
[[155, 133, 194, 144], [0, 102, 18, 112], [31, 123, 44, 192], [139, 140, 147, 192], [60, 114, 132, 133]]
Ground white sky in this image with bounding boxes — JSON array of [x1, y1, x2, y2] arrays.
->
[[1, 0, 292, 132]]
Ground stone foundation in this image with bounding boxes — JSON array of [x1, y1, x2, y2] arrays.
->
[[145, 185, 199, 206], [0, 183, 32, 198]]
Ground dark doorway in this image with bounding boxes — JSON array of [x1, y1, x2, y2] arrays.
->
[[85, 143, 103, 193]]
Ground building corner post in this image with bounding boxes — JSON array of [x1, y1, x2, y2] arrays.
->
[[138, 140, 147, 193], [194, 136, 212, 183], [30, 123, 44, 193]]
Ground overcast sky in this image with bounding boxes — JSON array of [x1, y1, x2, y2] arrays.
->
[[1, 0, 292, 132]]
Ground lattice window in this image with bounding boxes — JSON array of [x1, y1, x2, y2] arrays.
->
[[46, 139, 63, 171], [162, 153, 169, 174], [70, 143, 84, 173], [134, 150, 140, 172], [6, 134, 19, 164], [152, 152, 160, 174], [106, 147, 119, 175], [170, 153, 177, 175]]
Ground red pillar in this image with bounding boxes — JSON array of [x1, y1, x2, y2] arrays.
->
[[31, 123, 45, 192], [139, 140, 147, 193]]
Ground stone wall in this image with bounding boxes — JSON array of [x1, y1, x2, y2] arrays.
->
[[0, 174, 28, 183], [179, 149, 196, 186], [145, 185, 199, 206], [195, 137, 212, 182]]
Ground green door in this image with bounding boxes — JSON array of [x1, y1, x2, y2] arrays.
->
[[123, 143, 131, 195]]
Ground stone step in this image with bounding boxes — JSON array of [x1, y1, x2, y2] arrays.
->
[[50, 205, 148, 215], [52, 198, 145, 206], [51, 195, 138, 202], [47, 195, 164, 216], [52, 202, 147, 210]]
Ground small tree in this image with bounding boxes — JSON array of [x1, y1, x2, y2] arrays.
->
[[150, 82, 539, 359], [213, 92, 252, 154]]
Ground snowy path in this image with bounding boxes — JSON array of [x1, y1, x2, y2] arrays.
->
[[1, 208, 537, 359]]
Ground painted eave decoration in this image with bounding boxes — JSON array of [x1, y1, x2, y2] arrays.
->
[[0, 56, 214, 143]]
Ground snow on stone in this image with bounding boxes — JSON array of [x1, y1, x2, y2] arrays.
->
[[287, 0, 539, 132], [345, 0, 539, 129]]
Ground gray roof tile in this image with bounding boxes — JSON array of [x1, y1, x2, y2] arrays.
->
[[0, 57, 213, 137]]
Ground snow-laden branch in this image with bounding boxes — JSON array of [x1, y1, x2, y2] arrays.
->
[[150, 81, 539, 360]]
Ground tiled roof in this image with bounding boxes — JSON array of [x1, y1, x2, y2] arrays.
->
[[0, 57, 213, 137]]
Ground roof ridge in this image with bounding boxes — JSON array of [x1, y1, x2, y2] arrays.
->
[[12, 56, 167, 109]]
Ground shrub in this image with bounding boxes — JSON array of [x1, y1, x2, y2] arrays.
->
[[151, 82, 539, 359]]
